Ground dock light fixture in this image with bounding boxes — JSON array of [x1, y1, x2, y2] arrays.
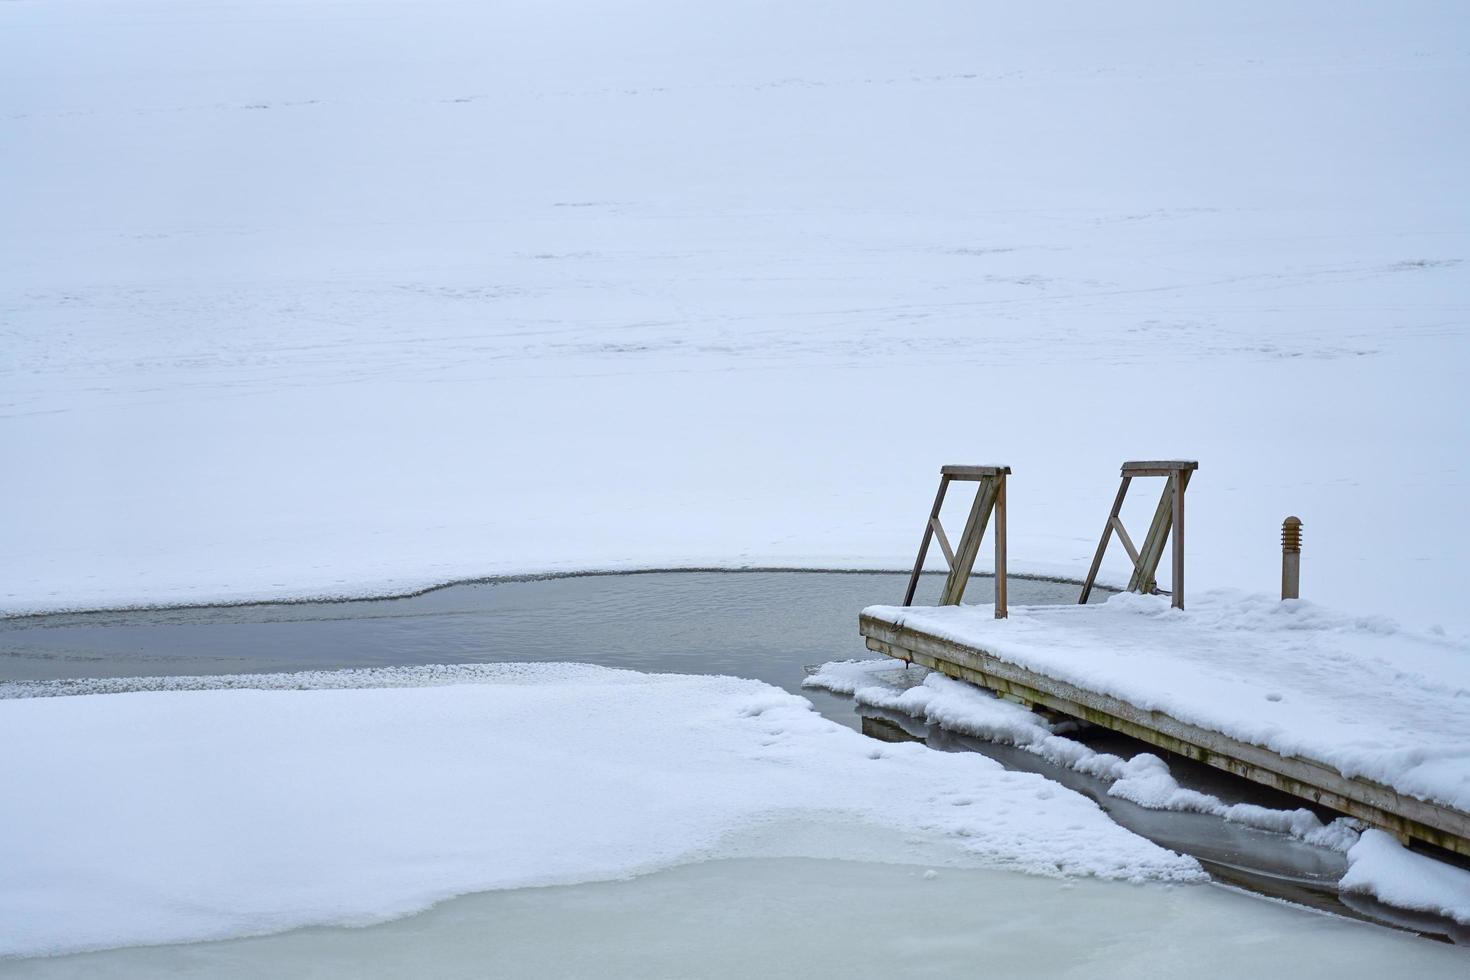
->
[[1281, 516, 1302, 600]]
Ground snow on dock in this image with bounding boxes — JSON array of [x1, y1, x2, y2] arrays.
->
[[859, 591, 1470, 856]]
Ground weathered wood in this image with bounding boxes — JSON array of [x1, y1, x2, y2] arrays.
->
[[1109, 515, 1140, 566], [1088, 463, 1194, 601], [908, 465, 1012, 610], [1171, 469, 1186, 609], [860, 614, 1470, 856], [1128, 478, 1176, 594], [993, 475, 1007, 619], [940, 476, 1000, 605], [1121, 460, 1199, 476], [940, 465, 1012, 480], [1080, 476, 1131, 604], [930, 517, 955, 570], [902, 475, 951, 606]]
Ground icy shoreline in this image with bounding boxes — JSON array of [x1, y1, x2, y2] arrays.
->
[[806, 647, 1470, 925], [805, 658, 1360, 849]]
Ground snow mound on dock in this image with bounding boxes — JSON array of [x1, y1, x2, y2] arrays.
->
[[0, 663, 1201, 958]]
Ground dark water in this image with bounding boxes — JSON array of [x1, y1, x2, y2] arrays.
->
[[1, 570, 1462, 943], [0, 571, 1049, 712]]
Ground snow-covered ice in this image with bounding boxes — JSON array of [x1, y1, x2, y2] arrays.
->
[[862, 591, 1470, 812], [1344, 830, 1470, 926], [0, 664, 1202, 958], [3, 1, 1468, 632], [4, 0, 1469, 961]]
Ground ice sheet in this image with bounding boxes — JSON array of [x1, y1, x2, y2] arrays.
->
[[5, 858, 1465, 979], [0, 664, 1200, 958], [2, 1, 1468, 632]]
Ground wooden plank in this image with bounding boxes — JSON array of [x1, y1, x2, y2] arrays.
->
[[902, 476, 951, 606], [1128, 478, 1175, 594], [860, 615, 1470, 856], [993, 475, 1007, 619], [940, 464, 1013, 480], [1109, 515, 1140, 566], [1172, 469, 1186, 610], [1080, 476, 1131, 604], [1121, 460, 1199, 476], [930, 517, 955, 569], [1119, 467, 1195, 477], [870, 633, 1470, 856], [939, 477, 999, 605]]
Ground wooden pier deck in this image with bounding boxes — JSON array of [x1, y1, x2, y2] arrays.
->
[[859, 601, 1470, 858]]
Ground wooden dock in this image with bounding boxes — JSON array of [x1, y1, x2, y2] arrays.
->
[[859, 610, 1470, 859]]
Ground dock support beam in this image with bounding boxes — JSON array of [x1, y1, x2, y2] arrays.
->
[[1080, 460, 1197, 609], [903, 465, 1011, 618]]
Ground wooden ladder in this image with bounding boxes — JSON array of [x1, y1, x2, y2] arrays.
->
[[902, 465, 1010, 618], [1080, 460, 1197, 609]]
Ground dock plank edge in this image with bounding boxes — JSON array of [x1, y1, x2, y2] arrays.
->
[[859, 613, 1470, 858]]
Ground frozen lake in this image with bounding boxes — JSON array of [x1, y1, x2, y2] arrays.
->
[[4, 856, 1464, 980], [4, 0, 1466, 970], [2, 571, 1466, 955]]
